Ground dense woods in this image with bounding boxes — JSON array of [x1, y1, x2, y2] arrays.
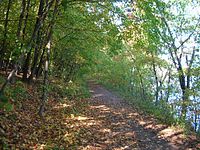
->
[[0, 0, 200, 149]]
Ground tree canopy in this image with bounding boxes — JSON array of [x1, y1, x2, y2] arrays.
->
[[1, 0, 200, 147]]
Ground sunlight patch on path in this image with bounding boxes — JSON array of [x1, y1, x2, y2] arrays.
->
[[83, 82, 197, 150], [53, 103, 72, 109]]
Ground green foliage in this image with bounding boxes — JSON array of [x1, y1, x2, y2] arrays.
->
[[0, 78, 28, 111], [137, 100, 175, 125], [51, 1, 123, 83], [0, 76, 13, 111], [65, 80, 90, 100], [49, 78, 90, 101], [4, 81, 27, 102], [0, 94, 8, 103], [89, 44, 176, 125], [0, 93, 13, 111], [0, 76, 5, 83], [0, 0, 200, 136]]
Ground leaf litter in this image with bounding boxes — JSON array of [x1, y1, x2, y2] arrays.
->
[[0, 82, 200, 149]]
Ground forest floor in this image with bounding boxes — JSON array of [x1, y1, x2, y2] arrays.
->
[[83, 81, 199, 150], [0, 80, 200, 149]]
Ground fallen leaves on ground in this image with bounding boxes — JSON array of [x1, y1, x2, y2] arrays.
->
[[0, 82, 200, 150]]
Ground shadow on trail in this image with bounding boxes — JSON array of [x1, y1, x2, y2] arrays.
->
[[4, 81, 198, 149], [76, 81, 193, 150]]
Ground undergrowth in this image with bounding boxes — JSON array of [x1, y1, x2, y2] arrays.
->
[[49, 78, 90, 100], [0, 75, 90, 112], [0, 76, 28, 111], [96, 79, 177, 126], [96, 78, 200, 136], [0, 75, 91, 149]]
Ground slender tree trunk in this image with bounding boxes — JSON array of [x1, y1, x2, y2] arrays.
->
[[22, 0, 45, 81], [38, 40, 50, 118], [36, 48, 45, 79], [177, 67, 187, 120], [28, 48, 39, 82], [17, 0, 31, 76], [155, 4, 198, 120], [17, 0, 26, 38], [21, 0, 31, 43], [181, 47, 196, 120], [28, 31, 42, 82], [27, 0, 57, 82], [166, 70, 171, 103], [193, 92, 197, 131], [194, 109, 197, 131], [1, 0, 12, 69], [0, 0, 30, 92], [22, 0, 55, 82], [129, 68, 134, 95], [159, 81, 163, 100], [38, 0, 60, 118], [137, 71, 146, 100], [151, 53, 159, 105], [181, 89, 187, 120], [22, 51, 32, 81]]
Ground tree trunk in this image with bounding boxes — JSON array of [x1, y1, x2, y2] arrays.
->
[[181, 88, 187, 120], [21, 0, 31, 42], [17, 0, 26, 38], [36, 48, 45, 79], [22, 0, 45, 81], [151, 53, 159, 105], [28, 30, 43, 82], [166, 70, 171, 103], [38, 40, 50, 118], [0, 0, 30, 92], [138, 71, 146, 101], [1, 0, 12, 67], [22, 51, 32, 81], [178, 68, 187, 120], [38, 0, 60, 118], [156, 2, 198, 121]]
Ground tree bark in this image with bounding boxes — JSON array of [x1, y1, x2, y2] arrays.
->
[[28, 31, 43, 82], [21, 0, 31, 42], [17, 0, 26, 38], [22, 0, 55, 82], [1, 0, 12, 68], [137, 70, 146, 101], [0, 0, 30, 92], [151, 53, 159, 105], [22, 0, 45, 81], [166, 69, 171, 103], [36, 48, 45, 79], [38, 0, 60, 118], [156, 6, 195, 120], [38, 40, 50, 118]]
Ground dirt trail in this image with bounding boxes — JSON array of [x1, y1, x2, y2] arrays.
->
[[1, 80, 198, 149], [79, 81, 199, 150]]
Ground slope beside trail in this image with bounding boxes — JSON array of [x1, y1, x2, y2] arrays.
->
[[1, 80, 199, 149], [79, 81, 199, 150]]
